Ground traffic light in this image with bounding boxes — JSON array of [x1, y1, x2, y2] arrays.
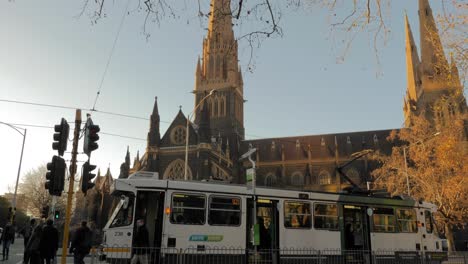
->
[[52, 118, 70, 156], [45, 155, 66, 196], [81, 161, 97, 194], [41, 206, 49, 219], [83, 117, 100, 156], [54, 210, 60, 219]]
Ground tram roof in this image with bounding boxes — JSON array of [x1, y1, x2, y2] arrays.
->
[[112, 172, 423, 208]]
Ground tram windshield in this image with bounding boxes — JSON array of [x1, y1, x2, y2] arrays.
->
[[110, 195, 135, 228]]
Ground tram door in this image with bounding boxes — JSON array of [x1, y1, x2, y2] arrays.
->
[[342, 205, 371, 253], [247, 198, 280, 264], [134, 191, 165, 262]]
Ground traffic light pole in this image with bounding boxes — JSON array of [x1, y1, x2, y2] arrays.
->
[[61, 109, 81, 264]]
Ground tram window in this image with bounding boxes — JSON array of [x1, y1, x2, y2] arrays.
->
[[372, 208, 396, 232], [397, 209, 418, 233], [110, 196, 134, 228], [171, 193, 206, 225], [425, 211, 433, 234], [208, 196, 241, 226], [284, 201, 311, 229], [313, 203, 339, 230]]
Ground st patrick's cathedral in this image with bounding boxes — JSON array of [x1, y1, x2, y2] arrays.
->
[[117, 0, 467, 193]]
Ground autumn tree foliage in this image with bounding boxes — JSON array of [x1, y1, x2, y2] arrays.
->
[[372, 109, 468, 251], [18, 164, 67, 218]]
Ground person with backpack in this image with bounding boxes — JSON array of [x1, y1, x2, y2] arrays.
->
[[23, 219, 36, 264], [1, 221, 16, 261], [25, 223, 42, 264], [39, 219, 59, 264], [70, 221, 92, 264]]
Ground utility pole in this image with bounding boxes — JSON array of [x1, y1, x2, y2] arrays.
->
[[61, 109, 81, 264]]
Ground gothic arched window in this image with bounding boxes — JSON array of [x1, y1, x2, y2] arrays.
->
[[222, 57, 228, 79], [291, 171, 304, 186], [216, 55, 221, 78], [345, 167, 361, 185], [163, 159, 191, 180], [448, 102, 456, 116], [214, 97, 219, 117], [220, 97, 225, 116], [318, 170, 331, 185], [264, 173, 277, 187], [209, 55, 214, 77]]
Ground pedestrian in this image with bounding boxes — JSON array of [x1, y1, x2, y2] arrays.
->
[[23, 219, 36, 264], [39, 220, 59, 264], [70, 221, 92, 264], [26, 223, 43, 264], [1, 221, 16, 261], [131, 219, 149, 264]]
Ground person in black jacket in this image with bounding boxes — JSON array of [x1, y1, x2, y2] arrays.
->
[[25, 224, 42, 264], [131, 219, 149, 264], [70, 221, 92, 264], [1, 222, 15, 261], [39, 220, 59, 264]]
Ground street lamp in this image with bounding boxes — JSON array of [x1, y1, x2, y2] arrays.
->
[[402, 131, 440, 196], [184, 90, 217, 180], [0, 122, 27, 220]]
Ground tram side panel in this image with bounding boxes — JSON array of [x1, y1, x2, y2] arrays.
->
[[279, 200, 341, 250], [161, 190, 247, 250]]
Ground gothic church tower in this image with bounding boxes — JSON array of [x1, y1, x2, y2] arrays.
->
[[193, 0, 245, 157], [404, 0, 466, 127]]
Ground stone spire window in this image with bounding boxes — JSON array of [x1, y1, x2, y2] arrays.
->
[[164, 159, 191, 180], [318, 170, 331, 185], [264, 173, 277, 187], [291, 171, 304, 186]]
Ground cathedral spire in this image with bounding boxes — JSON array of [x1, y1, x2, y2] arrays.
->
[[418, 0, 450, 88], [404, 13, 421, 102], [148, 96, 161, 148], [196, 0, 239, 85], [208, 0, 234, 40], [125, 146, 130, 166]]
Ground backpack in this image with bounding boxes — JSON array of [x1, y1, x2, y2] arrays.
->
[[78, 228, 93, 254]]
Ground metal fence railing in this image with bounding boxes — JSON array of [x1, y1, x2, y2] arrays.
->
[[90, 246, 468, 264]]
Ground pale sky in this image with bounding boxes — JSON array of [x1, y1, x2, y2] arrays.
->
[[0, 1, 449, 195]]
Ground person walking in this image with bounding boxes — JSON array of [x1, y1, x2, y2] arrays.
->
[[70, 221, 92, 264], [39, 220, 59, 264], [1, 222, 15, 261], [25, 224, 42, 264], [131, 219, 149, 264], [23, 219, 36, 264]]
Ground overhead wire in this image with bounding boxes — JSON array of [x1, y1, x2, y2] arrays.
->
[[91, 0, 133, 111], [1, 99, 304, 145], [3, 121, 146, 141]]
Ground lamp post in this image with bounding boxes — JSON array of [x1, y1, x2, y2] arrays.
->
[[0, 122, 27, 220], [184, 90, 217, 180], [402, 131, 440, 196]]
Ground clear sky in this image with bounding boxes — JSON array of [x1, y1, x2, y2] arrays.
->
[[0, 0, 446, 195]]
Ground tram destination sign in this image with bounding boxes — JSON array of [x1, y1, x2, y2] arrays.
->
[[395, 251, 420, 264], [425, 252, 448, 261]]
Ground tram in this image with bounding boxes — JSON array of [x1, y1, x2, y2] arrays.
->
[[101, 171, 445, 262]]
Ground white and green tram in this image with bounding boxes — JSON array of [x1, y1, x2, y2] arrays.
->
[[101, 172, 445, 263]]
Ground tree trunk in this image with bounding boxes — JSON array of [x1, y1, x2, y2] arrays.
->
[[444, 223, 456, 252]]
